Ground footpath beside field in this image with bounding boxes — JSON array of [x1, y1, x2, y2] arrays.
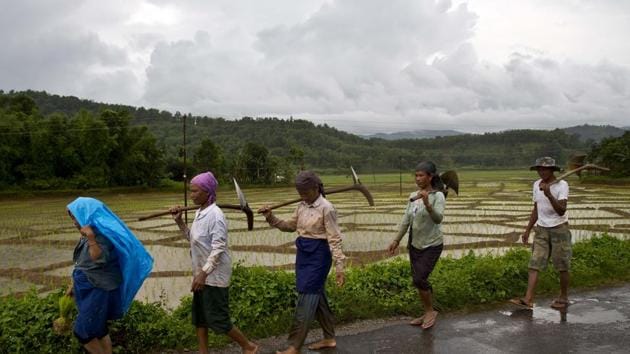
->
[[215, 283, 630, 354]]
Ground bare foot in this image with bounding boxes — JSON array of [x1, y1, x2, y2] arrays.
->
[[243, 342, 259, 354], [276, 346, 298, 354], [307, 338, 337, 350]]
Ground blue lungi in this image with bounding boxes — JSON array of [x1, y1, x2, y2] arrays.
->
[[295, 236, 332, 294], [72, 269, 123, 344]]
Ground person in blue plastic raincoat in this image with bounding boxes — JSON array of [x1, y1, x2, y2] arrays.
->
[[66, 197, 153, 354]]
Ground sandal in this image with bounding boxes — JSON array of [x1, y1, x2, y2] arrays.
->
[[409, 315, 425, 326], [307, 339, 337, 350], [421, 311, 438, 330], [509, 298, 533, 309], [550, 298, 569, 309]]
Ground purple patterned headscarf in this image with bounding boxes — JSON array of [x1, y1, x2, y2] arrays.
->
[[190, 171, 218, 204]]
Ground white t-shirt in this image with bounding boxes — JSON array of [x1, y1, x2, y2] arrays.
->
[[533, 179, 569, 227]]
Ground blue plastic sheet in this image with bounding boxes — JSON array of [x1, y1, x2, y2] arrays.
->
[[67, 197, 153, 313]]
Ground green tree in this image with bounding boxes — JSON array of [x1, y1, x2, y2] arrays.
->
[[193, 139, 226, 179], [99, 109, 164, 186], [588, 132, 630, 177], [288, 146, 305, 172], [233, 143, 276, 184]]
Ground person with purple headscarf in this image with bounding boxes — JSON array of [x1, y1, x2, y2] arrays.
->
[[170, 171, 258, 354]]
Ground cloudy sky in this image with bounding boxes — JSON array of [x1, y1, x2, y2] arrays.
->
[[1, 0, 629, 134]]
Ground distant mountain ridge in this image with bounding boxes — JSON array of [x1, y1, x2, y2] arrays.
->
[[366, 124, 627, 142], [365, 129, 464, 140], [561, 124, 628, 142]]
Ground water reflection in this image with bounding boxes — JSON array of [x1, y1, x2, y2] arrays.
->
[[502, 306, 567, 323], [504, 300, 628, 325], [418, 331, 435, 354]]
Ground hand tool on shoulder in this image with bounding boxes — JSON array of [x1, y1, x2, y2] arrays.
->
[[257, 167, 374, 213], [409, 170, 459, 201], [543, 163, 609, 188], [137, 178, 254, 230]]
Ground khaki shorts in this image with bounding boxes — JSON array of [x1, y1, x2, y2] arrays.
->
[[528, 223, 572, 272]]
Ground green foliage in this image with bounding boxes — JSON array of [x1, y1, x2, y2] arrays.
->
[[0, 94, 164, 189], [228, 265, 296, 336], [2, 235, 629, 352], [0, 290, 80, 353], [233, 143, 277, 184], [108, 300, 197, 353], [0, 91, 604, 188], [193, 138, 226, 179], [588, 131, 630, 177]]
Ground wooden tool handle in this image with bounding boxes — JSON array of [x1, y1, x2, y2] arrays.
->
[[548, 164, 609, 186], [138, 206, 199, 221]]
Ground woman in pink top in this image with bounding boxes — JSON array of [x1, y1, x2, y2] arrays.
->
[[259, 171, 345, 354]]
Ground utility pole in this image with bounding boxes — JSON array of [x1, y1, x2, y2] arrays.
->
[[183, 113, 188, 224], [399, 155, 403, 196]]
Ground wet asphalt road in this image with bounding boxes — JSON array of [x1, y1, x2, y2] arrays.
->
[[321, 284, 630, 354], [219, 283, 630, 354]]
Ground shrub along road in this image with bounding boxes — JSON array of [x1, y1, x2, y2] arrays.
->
[[217, 283, 630, 353]]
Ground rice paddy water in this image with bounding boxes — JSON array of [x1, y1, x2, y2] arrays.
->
[[1, 170, 629, 309]]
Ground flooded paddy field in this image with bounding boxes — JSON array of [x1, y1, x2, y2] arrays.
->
[[1, 170, 629, 308]]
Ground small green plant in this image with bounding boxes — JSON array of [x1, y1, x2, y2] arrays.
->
[[52, 295, 75, 336]]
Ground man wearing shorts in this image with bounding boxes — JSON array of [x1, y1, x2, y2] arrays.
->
[[511, 156, 572, 310]]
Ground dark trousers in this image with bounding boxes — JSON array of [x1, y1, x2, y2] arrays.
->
[[409, 243, 443, 291], [288, 292, 335, 349]]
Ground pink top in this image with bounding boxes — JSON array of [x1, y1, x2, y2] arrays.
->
[[266, 195, 346, 273]]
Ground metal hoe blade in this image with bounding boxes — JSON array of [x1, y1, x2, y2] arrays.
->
[[233, 178, 248, 209]]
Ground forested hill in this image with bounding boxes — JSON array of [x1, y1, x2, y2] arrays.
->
[[0, 90, 595, 189], [561, 124, 628, 142], [365, 129, 463, 140]]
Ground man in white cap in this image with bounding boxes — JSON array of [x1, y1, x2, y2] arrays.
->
[[510, 157, 572, 310]]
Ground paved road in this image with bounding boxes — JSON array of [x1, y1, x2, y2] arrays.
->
[[217, 284, 630, 354]]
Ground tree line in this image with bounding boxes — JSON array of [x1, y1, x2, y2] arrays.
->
[[2, 90, 619, 190], [0, 92, 303, 189]]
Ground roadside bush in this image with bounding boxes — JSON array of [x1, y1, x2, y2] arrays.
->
[[0, 289, 79, 353], [2, 235, 629, 353]]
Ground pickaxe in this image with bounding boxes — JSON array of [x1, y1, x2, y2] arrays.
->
[[567, 154, 587, 175], [544, 163, 609, 188], [137, 178, 254, 230], [409, 170, 459, 201], [256, 167, 374, 213]]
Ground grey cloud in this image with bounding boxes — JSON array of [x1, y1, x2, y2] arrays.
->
[[80, 69, 141, 104], [0, 1, 139, 102], [2, 0, 629, 135], [0, 0, 78, 36], [141, 0, 630, 133], [1, 29, 130, 93]]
